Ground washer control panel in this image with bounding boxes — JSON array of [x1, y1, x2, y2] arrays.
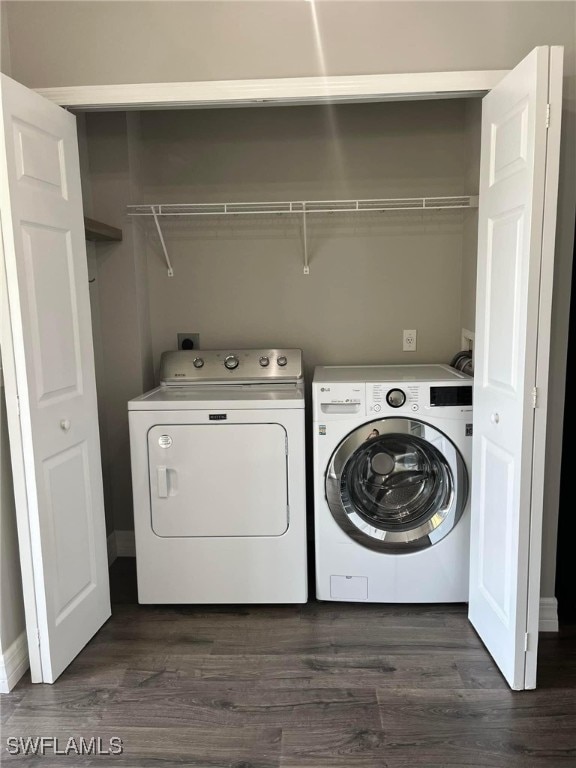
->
[[367, 382, 472, 415], [160, 349, 303, 384], [368, 382, 421, 414]]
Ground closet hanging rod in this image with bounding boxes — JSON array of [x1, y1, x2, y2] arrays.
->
[[127, 195, 479, 218]]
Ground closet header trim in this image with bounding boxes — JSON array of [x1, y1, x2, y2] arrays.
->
[[35, 71, 507, 111]]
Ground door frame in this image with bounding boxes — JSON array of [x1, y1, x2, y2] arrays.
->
[[33, 63, 563, 640], [1, 57, 563, 687], [34, 70, 508, 111]]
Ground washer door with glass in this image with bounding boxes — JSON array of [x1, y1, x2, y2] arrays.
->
[[325, 418, 468, 552]]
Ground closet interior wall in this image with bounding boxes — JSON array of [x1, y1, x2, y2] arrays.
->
[[82, 112, 153, 536], [461, 99, 481, 335], [82, 99, 480, 536]]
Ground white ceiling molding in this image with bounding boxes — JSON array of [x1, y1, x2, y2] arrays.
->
[[35, 70, 508, 111]]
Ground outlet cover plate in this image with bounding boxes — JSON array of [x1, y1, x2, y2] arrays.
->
[[177, 332, 200, 350], [403, 329, 417, 352]]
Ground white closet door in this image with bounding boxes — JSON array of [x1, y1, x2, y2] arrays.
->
[[0, 74, 110, 683], [469, 46, 563, 690]]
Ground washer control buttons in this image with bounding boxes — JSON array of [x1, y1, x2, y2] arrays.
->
[[259, 356, 270, 367], [224, 355, 239, 370], [193, 357, 204, 368], [411, 403, 419, 411], [386, 388, 406, 408], [373, 404, 382, 412], [277, 356, 288, 367]]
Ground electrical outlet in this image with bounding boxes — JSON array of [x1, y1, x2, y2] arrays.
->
[[403, 329, 417, 352], [177, 333, 200, 350]]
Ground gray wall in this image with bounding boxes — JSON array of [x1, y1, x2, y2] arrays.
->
[[2, 1, 575, 88], [3, 0, 575, 598], [77, 113, 116, 536], [84, 113, 153, 533], [461, 100, 482, 335], [0, 1, 10, 77], [137, 101, 472, 374]]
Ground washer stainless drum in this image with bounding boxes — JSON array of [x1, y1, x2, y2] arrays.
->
[[313, 364, 473, 603], [326, 418, 468, 552]]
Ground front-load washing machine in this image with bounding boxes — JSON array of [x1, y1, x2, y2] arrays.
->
[[129, 348, 307, 604], [313, 364, 472, 603]]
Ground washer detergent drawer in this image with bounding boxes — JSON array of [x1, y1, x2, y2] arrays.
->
[[148, 423, 288, 537]]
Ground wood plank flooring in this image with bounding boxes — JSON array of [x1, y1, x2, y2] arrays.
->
[[1, 558, 575, 767]]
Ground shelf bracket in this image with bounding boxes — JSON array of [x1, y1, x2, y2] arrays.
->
[[151, 205, 174, 277], [302, 209, 310, 275]]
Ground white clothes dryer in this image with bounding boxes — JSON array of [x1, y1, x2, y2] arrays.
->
[[129, 349, 307, 604], [313, 364, 472, 603]]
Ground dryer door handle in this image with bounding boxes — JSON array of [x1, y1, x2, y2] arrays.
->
[[157, 465, 169, 498]]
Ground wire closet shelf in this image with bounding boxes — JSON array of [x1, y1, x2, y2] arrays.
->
[[128, 195, 478, 217], [126, 195, 479, 276]]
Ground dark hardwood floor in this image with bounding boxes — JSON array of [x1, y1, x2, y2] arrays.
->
[[2, 558, 576, 767]]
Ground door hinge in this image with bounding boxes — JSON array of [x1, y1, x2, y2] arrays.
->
[[524, 632, 530, 652], [532, 386, 538, 409], [546, 103, 550, 129]]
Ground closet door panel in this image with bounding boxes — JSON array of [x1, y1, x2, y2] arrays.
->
[[0, 73, 110, 684], [469, 46, 563, 691]]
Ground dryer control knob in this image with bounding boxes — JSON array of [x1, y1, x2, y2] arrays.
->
[[259, 356, 270, 367], [277, 356, 288, 367], [386, 388, 406, 408], [193, 357, 204, 368], [224, 355, 239, 370]]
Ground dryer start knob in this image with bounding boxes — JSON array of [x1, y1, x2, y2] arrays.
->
[[277, 356, 288, 367], [386, 388, 406, 408], [193, 357, 204, 368], [224, 355, 239, 370]]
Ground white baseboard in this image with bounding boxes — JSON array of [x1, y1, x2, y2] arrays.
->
[[115, 530, 136, 558], [0, 632, 29, 694], [539, 597, 559, 632]]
